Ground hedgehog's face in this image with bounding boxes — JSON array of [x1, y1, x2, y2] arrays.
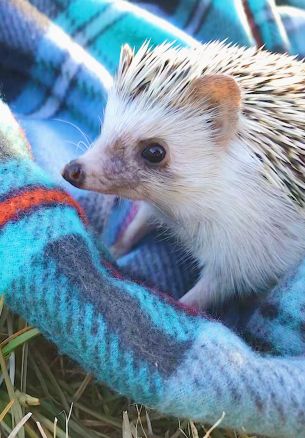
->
[[62, 44, 241, 213], [61, 93, 210, 205]]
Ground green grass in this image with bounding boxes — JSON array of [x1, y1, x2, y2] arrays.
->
[[0, 300, 254, 438]]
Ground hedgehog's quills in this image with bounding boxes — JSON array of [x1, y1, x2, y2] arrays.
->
[[62, 41, 305, 309]]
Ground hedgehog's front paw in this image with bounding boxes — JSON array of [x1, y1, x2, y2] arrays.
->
[[179, 278, 214, 310], [110, 240, 132, 259], [110, 201, 155, 259]]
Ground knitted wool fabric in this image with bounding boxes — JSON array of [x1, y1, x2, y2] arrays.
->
[[1, 1, 305, 437]]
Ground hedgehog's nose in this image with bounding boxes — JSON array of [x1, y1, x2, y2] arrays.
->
[[62, 160, 85, 188]]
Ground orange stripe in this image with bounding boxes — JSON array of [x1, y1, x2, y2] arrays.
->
[[0, 187, 87, 227]]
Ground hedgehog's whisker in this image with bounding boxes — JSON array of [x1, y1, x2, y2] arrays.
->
[[53, 118, 91, 149], [64, 140, 87, 153]]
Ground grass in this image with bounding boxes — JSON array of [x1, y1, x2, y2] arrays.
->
[[0, 299, 254, 438]]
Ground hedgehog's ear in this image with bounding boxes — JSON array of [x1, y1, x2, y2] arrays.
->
[[191, 74, 241, 147], [119, 44, 134, 75]]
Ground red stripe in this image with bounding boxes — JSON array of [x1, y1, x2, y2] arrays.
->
[[0, 187, 87, 227]]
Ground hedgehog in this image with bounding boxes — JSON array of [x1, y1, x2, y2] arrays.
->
[[62, 41, 305, 308]]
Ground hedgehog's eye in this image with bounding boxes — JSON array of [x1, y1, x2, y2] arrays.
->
[[141, 143, 166, 164]]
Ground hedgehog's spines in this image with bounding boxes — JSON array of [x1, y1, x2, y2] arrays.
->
[[114, 41, 305, 207]]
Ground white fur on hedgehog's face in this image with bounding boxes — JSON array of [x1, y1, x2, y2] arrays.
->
[[73, 90, 223, 213], [63, 43, 241, 217]]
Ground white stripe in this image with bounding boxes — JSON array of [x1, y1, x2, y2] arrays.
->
[[31, 22, 113, 119], [32, 0, 199, 119], [79, 3, 123, 42]]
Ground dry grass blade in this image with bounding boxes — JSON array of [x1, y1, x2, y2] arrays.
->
[[0, 327, 34, 348], [73, 374, 92, 402], [123, 411, 133, 438], [54, 417, 58, 438], [204, 413, 226, 438], [36, 421, 49, 438], [24, 422, 44, 438], [0, 303, 247, 438], [8, 412, 32, 438], [2, 328, 40, 357], [189, 422, 199, 438], [16, 390, 40, 407], [145, 410, 153, 436], [175, 420, 189, 438], [65, 403, 73, 438], [0, 346, 24, 437], [21, 338, 28, 395], [0, 398, 15, 422], [0, 295, 5, 317], [33, 349, 70, 412], [74, 401, 122, 428], [134, 405, 146, 438], [33, 413, 67, 438]]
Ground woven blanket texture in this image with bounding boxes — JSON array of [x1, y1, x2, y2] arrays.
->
[[1, 1, 305, 437]]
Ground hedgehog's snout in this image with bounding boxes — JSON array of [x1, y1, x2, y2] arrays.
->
[[62, 160, 86, 188]]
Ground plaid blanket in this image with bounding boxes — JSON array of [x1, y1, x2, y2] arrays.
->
[[1, 1, 305, 436]]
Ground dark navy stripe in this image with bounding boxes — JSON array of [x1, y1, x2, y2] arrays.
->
[[83, 13, 125, 50], [45, 234, 192, 376], [184, 0, 200, 28], [194, 1, 212, 35], [0, 184, 55, 203]]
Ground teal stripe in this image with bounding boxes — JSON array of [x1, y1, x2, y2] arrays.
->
[[56, 0, 106, 33], [85, 2, 195, 73], [0, 159, 55, 197], [80, 232, 203, 342], [173, 0, 199, 28], [0, 206, 86, 290]]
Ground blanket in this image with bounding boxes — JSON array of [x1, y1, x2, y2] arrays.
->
[[1, 1, 305, 436]]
